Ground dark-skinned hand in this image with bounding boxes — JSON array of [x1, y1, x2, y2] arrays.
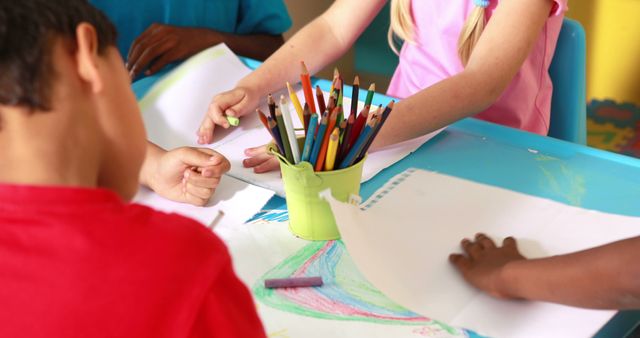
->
[[449, 233, 527, 299], [126, 23, 218, 79]]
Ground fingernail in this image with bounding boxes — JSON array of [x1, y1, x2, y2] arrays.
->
[[203, 170, 212, 177]]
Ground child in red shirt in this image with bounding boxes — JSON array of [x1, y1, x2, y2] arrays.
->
[[0, 1, 265, 337]]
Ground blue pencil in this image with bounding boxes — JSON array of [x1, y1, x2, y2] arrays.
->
[[309, 112, 328, 167], [338, 120, 376, 169], [301, 114, 318, 162]]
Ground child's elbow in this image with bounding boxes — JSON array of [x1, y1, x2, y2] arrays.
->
[[460, 70, 508, 113]]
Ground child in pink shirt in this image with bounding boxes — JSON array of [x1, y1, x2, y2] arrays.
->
[[198, 0, 569, 172], [388, 0, 567, 135]]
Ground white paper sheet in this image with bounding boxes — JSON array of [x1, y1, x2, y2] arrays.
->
[[218, 220, 469, 338], [324, 168, 640, 338], [134, 175, 274, 229], [139, 43, 441, 197]]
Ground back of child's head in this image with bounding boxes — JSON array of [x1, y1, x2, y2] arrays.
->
[[0, 0, 117, 111], [388, 0, 487, 65]]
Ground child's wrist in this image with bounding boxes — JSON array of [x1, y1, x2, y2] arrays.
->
[[139, 143, 165, 189], [495, 260, 526, 300]]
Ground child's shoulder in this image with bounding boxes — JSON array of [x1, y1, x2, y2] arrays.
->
[[119, 203, 229, 261]]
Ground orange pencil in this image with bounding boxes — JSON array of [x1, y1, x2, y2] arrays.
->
[[257, 109, 269, 130], [314, 108, 339, 171], [300, 61, 316, 114]]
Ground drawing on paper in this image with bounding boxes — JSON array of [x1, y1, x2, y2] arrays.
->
[[253, 240, 468, 335]]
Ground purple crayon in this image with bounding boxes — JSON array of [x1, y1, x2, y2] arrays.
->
[[264, 276, 324, 289]]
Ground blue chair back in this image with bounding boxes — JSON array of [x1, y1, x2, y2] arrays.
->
[[547, 18, 587, 144]]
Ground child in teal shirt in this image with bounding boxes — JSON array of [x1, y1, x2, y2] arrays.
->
[[91, 0, 291, 78]]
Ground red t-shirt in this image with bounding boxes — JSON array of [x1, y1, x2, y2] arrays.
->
[[0, 184, 266, 338]]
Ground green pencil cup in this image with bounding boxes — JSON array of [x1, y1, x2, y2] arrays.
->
[[270, 141, 365, 241]]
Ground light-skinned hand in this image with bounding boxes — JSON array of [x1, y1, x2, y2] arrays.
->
[[197, 86, 258, 145], [449, 233, 526, 299], [242, 144, 280, 173], [147, 147, 230, 206]]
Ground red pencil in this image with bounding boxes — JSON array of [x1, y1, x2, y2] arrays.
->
[[300, 61, 316, 114], [349, 105, 370, 147], [316, 85, 326, 114]]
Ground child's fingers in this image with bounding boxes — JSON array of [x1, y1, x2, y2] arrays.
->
[[475, 233, 496, 249], [197, 116, 216, 144], [243, 153, 272, 168], [182, 191, 209, 207], [449, 254, 471, 271], [244, 144, 269, 157], [186, 172, 221, 190], [185, 181, 214, 200], [253, 157, 280, 174], [502, 236, 518, 248], [461, 238, 482, 258]]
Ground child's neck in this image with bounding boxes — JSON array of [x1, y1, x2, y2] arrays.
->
[[0, 105, 101, 188]]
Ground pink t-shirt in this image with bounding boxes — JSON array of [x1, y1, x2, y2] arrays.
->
[[387, 0, 568, 135]]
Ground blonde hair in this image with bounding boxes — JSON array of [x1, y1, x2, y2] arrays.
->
[[388, 0, 487, 66]]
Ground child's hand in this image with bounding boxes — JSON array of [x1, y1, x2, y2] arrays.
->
[[197, 86, 258, 145], [126, 24, 217, 78], [449, 233, 526, 299], [242, 145, 280, 174], [147, 147, 230, 206]]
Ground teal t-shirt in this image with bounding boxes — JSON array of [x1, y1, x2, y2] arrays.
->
[[91, 0, 292, 58]]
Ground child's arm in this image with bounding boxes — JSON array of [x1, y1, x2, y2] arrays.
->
[[450, 233, 640, 309], [126, 24, 285, 78], [197, 0, 387, 144], [372, 0, 556, 148], [139, 142, 230, 206]]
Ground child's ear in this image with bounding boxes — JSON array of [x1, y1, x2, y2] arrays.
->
[[75, 23, 103, 93]]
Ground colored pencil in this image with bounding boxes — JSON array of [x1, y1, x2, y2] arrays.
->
[[275, 107, 293, 163], [280, 95, 301, 164], [364, 83, 376, 107], [303, 103, 311, 136], [324, 128, 340, 171], [334, 78, 343, 105], [339, 119, 377, 169], [316, 85, 326, 114], [286, 82, 305, 129], [301, 114, 318, 162], [257, 109, 269, 130], [349, 105, 370, 148], [300, 61, 316, 114], [350, 76, 360, 118], [267, 116, 285, 155], [337, 114, 355, 163], [314, 108, 339, 171], [329, 67, 339, 94], [258, 109, 281, 152], [356, 101, 395, 162], [267, 94, 277, 120], [327, 92, 337, 113], [264, 276, 323, 289], [309, 112, 328, 167]]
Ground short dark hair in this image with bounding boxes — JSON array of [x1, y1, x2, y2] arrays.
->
[[0, 0, 117, 111]]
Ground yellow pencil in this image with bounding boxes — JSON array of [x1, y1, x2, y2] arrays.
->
[[286, 82, 305, 129], [324, 128, 340, 171]]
